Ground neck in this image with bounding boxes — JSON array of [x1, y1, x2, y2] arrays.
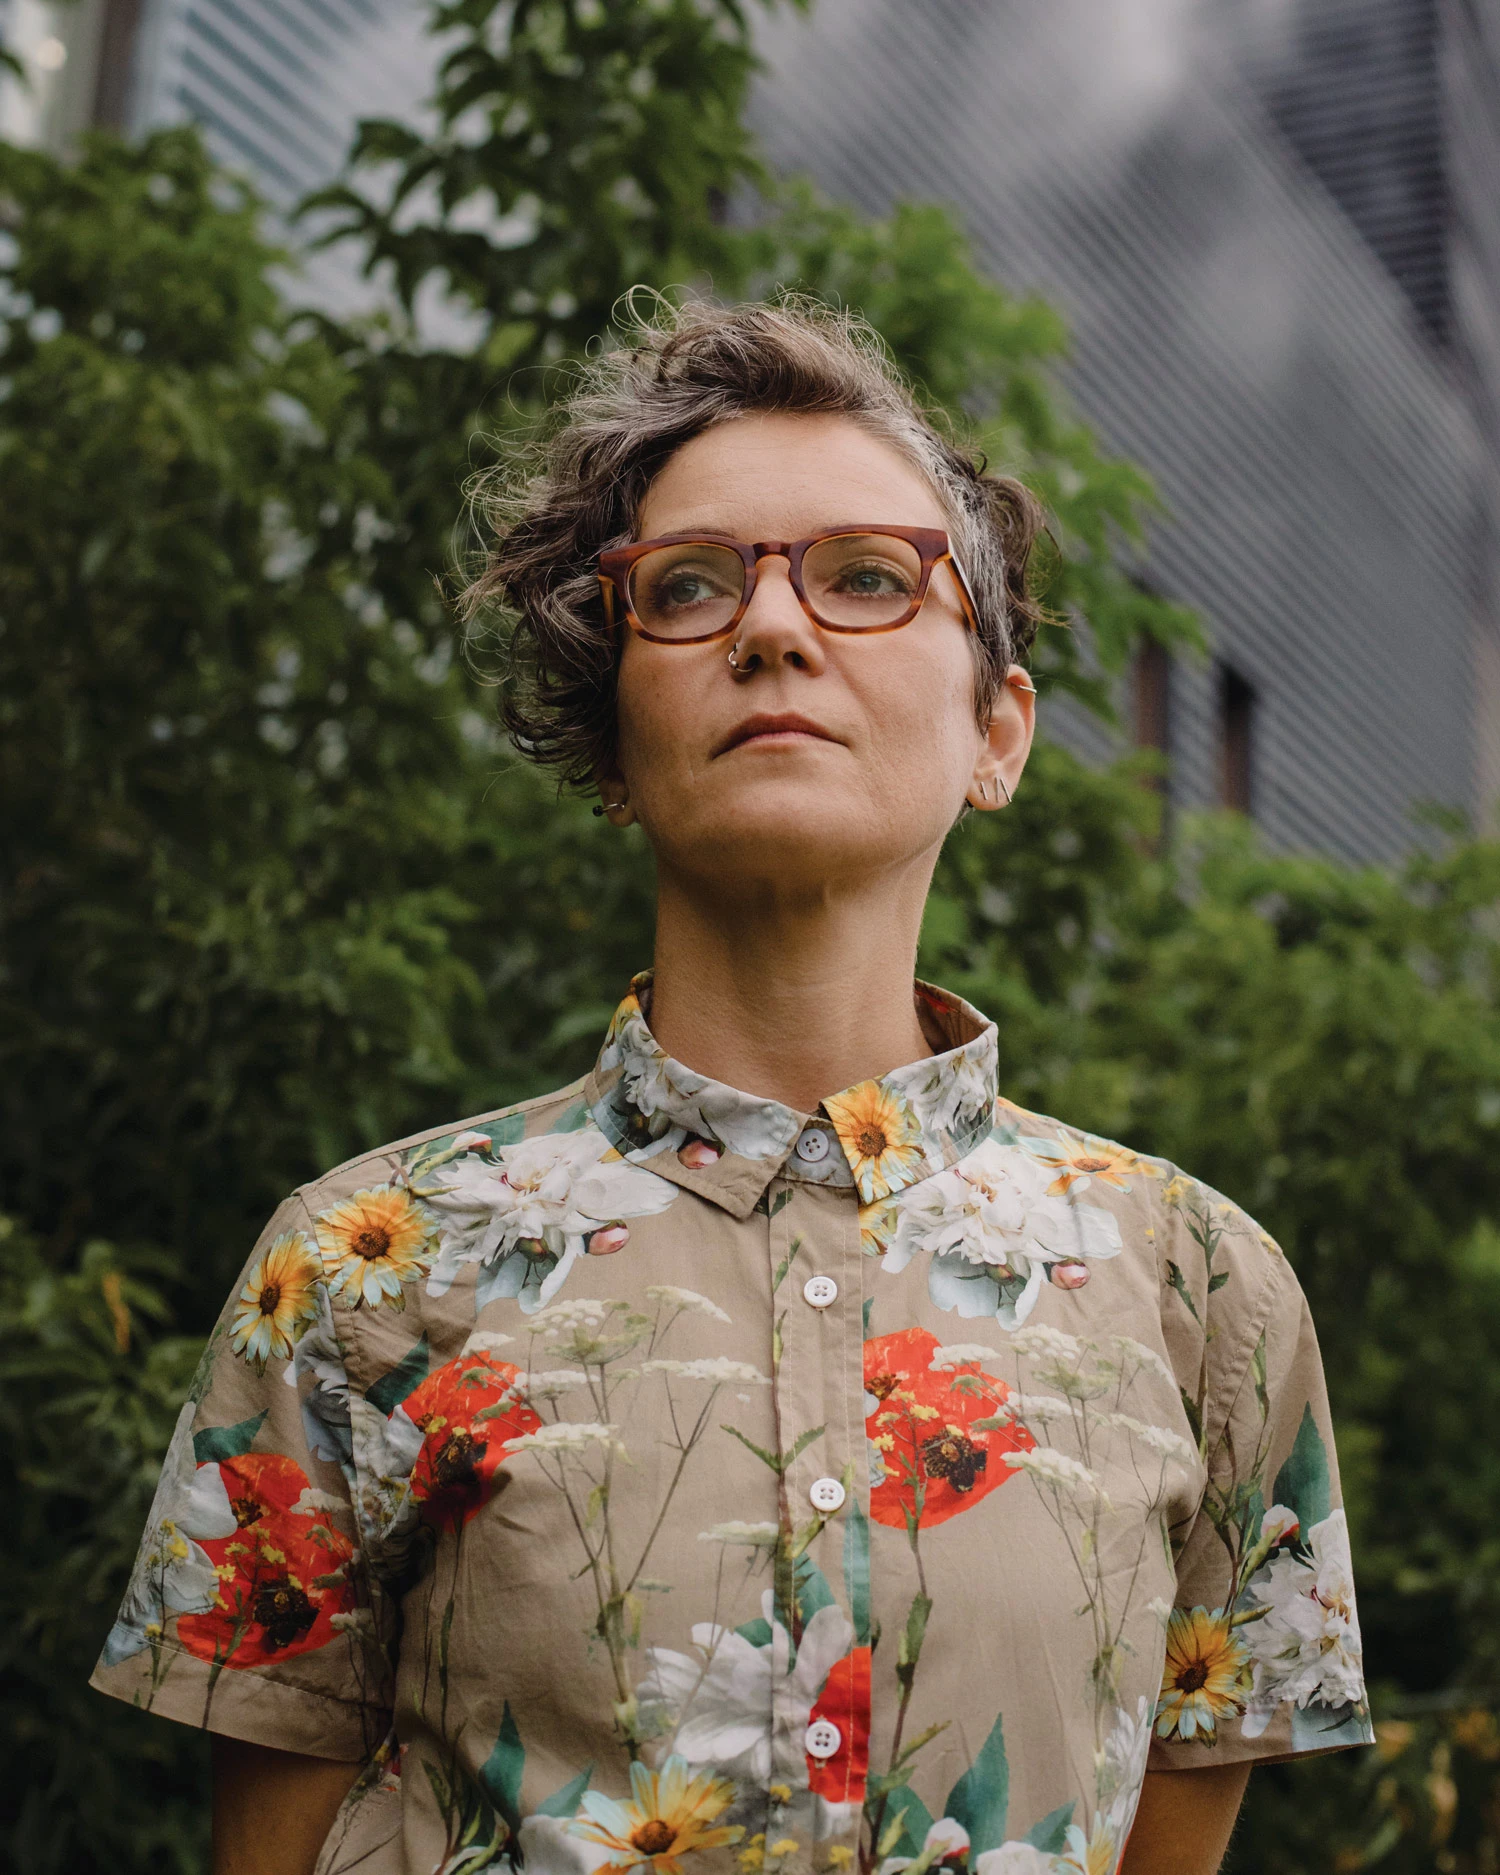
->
[[646, 858, 937, 1114]]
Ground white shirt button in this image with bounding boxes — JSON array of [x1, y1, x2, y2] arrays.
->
[[803, 1275, 839, 1309], [804, 1718, 842, 1760], [809, 1476, 846, 1514], [794, 1127, 831, 1163]]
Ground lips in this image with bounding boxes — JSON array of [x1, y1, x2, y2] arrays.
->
[[714, 713, 840, 757]]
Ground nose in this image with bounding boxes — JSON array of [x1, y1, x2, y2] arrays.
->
[[729, 553, 827, 676]]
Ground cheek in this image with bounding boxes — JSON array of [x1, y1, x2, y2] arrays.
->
[[860, 642, 981, 785]]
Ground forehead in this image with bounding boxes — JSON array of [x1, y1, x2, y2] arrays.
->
[[636, 411, 951, 541]]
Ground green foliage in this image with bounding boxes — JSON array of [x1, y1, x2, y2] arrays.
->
[[3, 1, 1500, 1870]]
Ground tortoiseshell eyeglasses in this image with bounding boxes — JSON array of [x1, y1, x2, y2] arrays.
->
[[596, 525, 982, 645]]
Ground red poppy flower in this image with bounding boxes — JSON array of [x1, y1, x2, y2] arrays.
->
[[864, 1326, 1033, 1530], [178, 1453, 358, 1669], [806, 1646, 872, 1802], [402, 1351, 542, 1534]]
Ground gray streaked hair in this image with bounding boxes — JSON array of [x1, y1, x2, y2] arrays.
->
[[461, 290, 1047, 790]]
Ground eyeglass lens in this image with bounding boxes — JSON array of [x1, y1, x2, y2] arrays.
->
[[626, 533, 926, 640]]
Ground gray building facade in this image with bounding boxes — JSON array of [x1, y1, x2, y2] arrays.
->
[[748, 0, 1500, 863]]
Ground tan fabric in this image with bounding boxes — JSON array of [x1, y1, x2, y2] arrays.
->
[[92, 975, 1371, 1875]]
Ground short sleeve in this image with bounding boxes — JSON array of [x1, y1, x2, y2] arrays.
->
[[1148, 1174, 1374, 1769], [89, 1191, 394, 1761]]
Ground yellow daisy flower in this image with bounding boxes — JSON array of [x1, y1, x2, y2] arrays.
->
[[858, 1195, 901, 1258], [823, 1081, 928, 1204], [1027, 1133, 1156, 1198], [313, 1185, 436, 1310], [228, 1231, 321, 1372], [1154, 1606, 1252, 1743], [572, 1754, 741, 1874]]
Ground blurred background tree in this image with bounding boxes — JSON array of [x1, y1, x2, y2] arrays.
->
[[3, 1, 1500, 1870]]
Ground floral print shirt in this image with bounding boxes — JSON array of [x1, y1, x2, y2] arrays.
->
[[92, 975, 1372, 1875]]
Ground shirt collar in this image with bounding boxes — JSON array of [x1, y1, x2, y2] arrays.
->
[[584, 971, 1000, 1219]]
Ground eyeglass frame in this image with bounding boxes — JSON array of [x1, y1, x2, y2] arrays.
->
[[596, 524, 983, 646]]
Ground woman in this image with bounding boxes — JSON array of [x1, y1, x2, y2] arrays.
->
[[93, 299, 1370, 1875]]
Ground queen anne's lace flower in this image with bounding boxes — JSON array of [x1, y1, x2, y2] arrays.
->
[[1004, 1392, 1075, 1426], [697, 1521, 780, 1547], [1107, 1335, 1174, 1385], [1100, 1412, 1196, 1468], [504, 1421, 621, 1457], [645, 1285, 732, 1323], [928, 1343, 1001, 1370], [1003, 1445, 1112, 1508], [1010, 1323, 1083, 1362], [640, 1357, 769, 1386]]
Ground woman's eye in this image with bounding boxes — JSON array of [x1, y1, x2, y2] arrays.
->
[[836, 561, 913, 596]]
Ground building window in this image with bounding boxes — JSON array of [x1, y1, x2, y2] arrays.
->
[[1133, 638, 1172, 773], [1219, 664, 1256, 813]]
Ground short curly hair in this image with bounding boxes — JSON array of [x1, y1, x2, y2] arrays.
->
[[461, 292, 1047, 792]]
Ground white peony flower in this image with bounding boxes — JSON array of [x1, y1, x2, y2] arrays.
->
[[644, 1285, 732, 1323], [423, 1128, 675, 1314], [1098, 1696, 1153, 1836], [1258, 1503, 1301, 1545], [894, 1029, 997, 1140], [99, 1402, 238, 1666], [973, 1846, 1056, 1875], [1241, 1509, 1365, 1736], [637, 1594, 854, 1786]]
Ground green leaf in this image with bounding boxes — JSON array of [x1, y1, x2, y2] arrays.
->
[[862, 1296, 875, 1339], [535, 1762, 593, 1818], [944, 1706, 1009, 1854], [1164, 1260, 1201, 1324], [844, 1497, 871, 1644], [491, 1110, 528, 1147], [552, 1100, 592, 1134], [193, 1411, 266, 1463], [1208, 1269, 1230, 1293], [794, 1553, 837, 1623], [367, 1334, 431, 1416], [1271, 1404, 1332, 1531], [477, 1702, 526, 1840], [735, 1617, 773, 1647], [721, 1425, 785, 1474], [782, 1424, 826, 1470], [771, 1232, 804, 1291], [1022, 1801, 1074, 1853]]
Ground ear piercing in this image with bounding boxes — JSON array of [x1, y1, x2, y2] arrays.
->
[[979, 774, 1012, 806], [593, 794, 629, 818]]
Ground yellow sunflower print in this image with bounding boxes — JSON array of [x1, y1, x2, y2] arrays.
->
[[313, 1185, 436, 1310], [1154, 1606, 1253, 1743], [571, 1754, 741, 1873], [1026, 1132, 1157, 1197], [228, 1231, 321, 1372], [823, 1081, 928, 1204]]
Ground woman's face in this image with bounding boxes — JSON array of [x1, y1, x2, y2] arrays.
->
[[609, 411, 1033, 895]]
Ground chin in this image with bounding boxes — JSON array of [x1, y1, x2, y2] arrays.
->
[[655, 793, 934, 893]]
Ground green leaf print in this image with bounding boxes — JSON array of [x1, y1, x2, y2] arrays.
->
[[367, 1333, 431, 1416], [535, 1762, 594, 1818], [944, 1708, 1009, 1855], [1272, 1403, 1332, 1530], [882, 1789, 935, 1860], [192, 1410, 266, 1462], [552, 1101, 592, 1135], [1023, 1802, 1074, 1852], [795, 1553, 838, 1623], [477, 1701, 526, 1842], [844, 1497, 872, 1644]]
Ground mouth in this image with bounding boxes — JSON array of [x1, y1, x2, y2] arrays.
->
[[713, 713, 842, 758]]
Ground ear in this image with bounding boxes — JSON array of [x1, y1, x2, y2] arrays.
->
[[966, 669, 1036, 812], [594, 762, 638, 829]]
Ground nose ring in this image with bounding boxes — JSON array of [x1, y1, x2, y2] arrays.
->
[[728, 642, 751, 676]]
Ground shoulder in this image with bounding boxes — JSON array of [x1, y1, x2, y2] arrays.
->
[[995, 1098, 1297, 1366], [291, 1076, 593, 1219]]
